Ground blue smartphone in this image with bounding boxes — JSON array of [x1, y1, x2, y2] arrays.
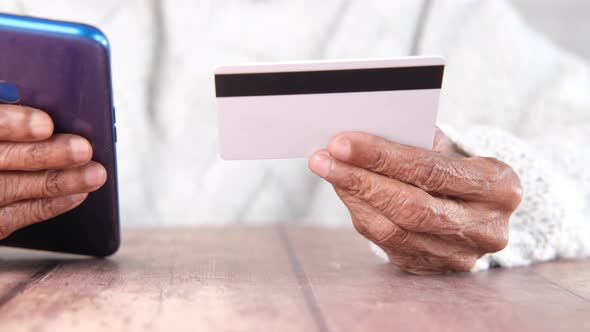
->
[[0, 13, 120, 256]]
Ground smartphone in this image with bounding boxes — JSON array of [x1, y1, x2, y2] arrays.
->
[[0, 13, 120, 256]]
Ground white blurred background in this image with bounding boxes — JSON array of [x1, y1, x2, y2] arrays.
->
[[513, 0, 590, 61]]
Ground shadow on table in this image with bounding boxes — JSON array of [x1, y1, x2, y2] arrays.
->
[[0, 250, 120, 275]]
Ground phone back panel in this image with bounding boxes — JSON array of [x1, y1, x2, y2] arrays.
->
[[0, 13, 119, 256]]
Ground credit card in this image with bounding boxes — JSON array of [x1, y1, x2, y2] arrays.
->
[[215, 56, 444, 160]]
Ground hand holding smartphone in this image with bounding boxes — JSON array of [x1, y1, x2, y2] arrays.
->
[[0, 13, 120, 256]]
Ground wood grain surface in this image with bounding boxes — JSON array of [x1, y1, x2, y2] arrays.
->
[[0, 225, 589, 332]]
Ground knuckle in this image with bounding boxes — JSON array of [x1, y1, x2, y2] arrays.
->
[[478, 157, 510, 183], [478, 157, 523, 210], [369, 185, 401, 213], [466, 157, 500, 191], [487, 226, 509, 253], [31, 198, 58, 222], [24, 143, 49, 168], [409, 206, 434, 231], [478, 214, 510, 252], [43, 170, 64, 196], [412, 154, 448, 192], [367, 148, 391, 174], [395, 194, 435, 230], [504, 172, 523, 211], [342, 171, 369, 198]]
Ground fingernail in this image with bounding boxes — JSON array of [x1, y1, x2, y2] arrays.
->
[[84, 163, 107, 188], [329, 137, 351, 161], [68, 193, 88, 204], [309, 153, 333, 178], [29, 112, 52, 137], [70, 137, 91, 163]]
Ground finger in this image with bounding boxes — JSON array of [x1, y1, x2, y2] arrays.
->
[[334, 189, 478, 274], [0, 161, 107, 206], [0, 134, 93, 171], [334, 186, 413, 246], [0, 105, 53, 142], [0, 193, 87, 240], [314, 153, 509, 253], [326, 132, 511, 200], [309, 152, 465, 236]]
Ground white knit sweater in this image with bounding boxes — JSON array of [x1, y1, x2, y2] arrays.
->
[[2, 0, 589, 269]]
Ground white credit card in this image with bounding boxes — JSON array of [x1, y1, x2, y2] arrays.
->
[[215, 56, 444, 160]]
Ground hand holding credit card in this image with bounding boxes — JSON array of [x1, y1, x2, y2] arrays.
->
[[215, 56, 444, 160], [216, 57, 524, 275]]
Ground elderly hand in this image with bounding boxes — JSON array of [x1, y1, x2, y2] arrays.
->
[[0, 105, 107, 240], [309, 129, 522, 275]]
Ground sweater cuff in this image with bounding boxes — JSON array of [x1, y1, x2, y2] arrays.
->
[[442, 124, 590, 270]]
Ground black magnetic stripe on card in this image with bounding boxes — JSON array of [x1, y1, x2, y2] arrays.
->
[[215, 65, 444, 97]]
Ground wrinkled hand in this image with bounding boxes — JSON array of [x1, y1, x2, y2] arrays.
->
[[309, 129, 522, 275], [0, 105, 107, 240]]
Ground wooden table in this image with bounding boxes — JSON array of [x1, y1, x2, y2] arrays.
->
[[0, 225, 589, 332]]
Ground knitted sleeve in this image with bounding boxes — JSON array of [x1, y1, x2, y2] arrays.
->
[[422, 0, 590, 270], [445, 126, 590, 270]]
